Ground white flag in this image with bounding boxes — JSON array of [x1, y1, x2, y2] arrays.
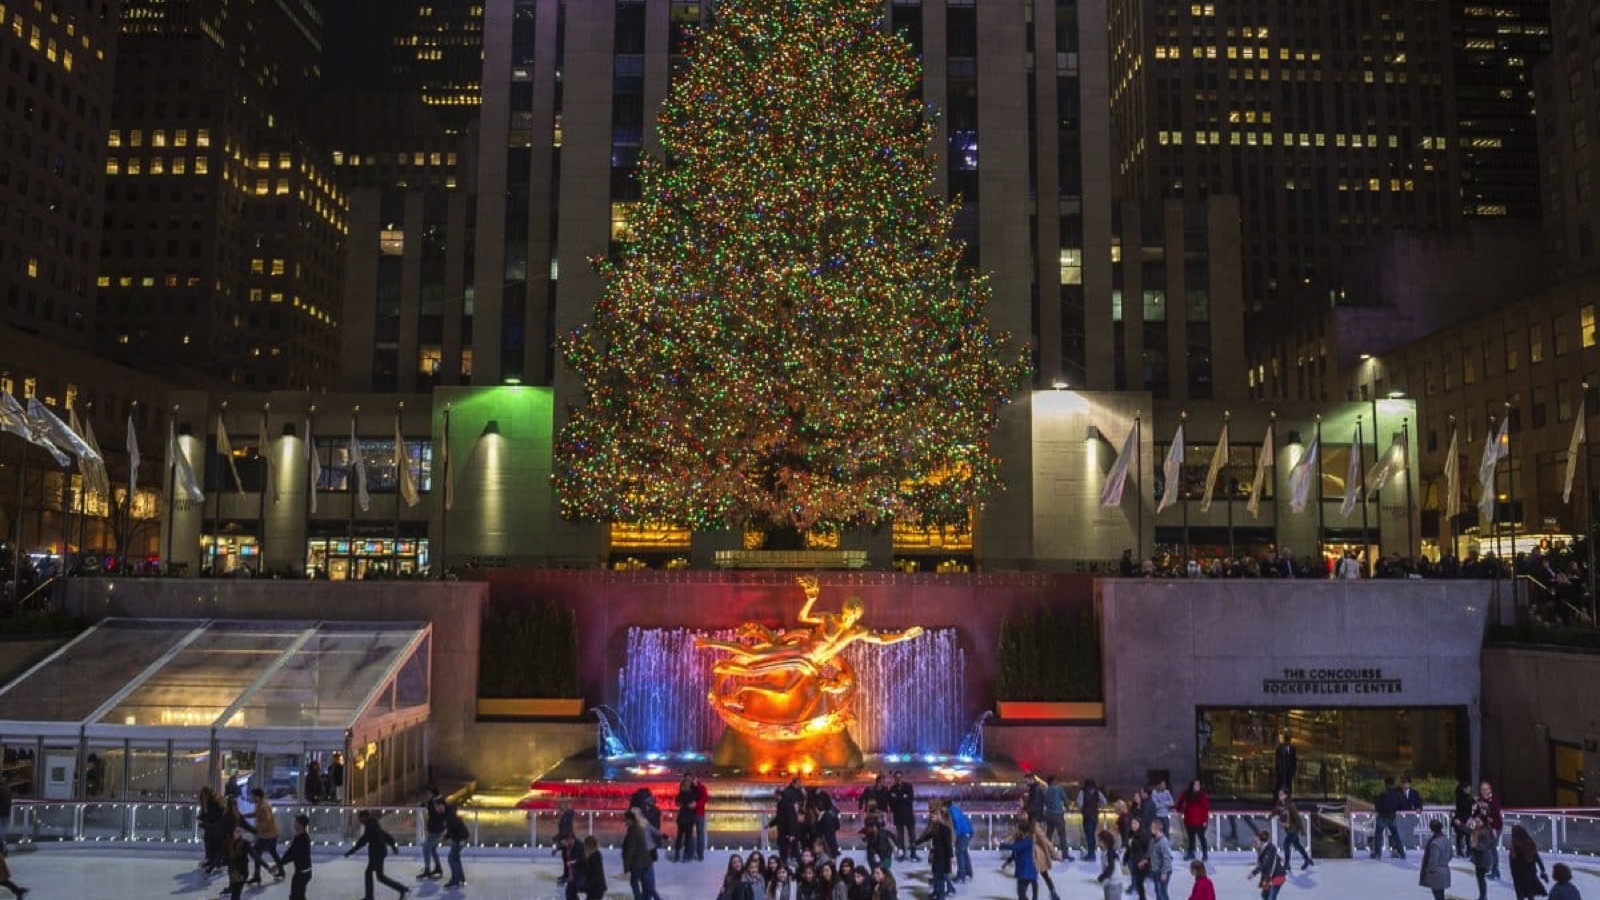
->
[[1478, 418, 1509, 520], [349, 421, 370, 512], [1288, 434, 1321, 514], [1443, 428, 1460, 521], [0, 391, 29, 444], [168, 420, 204, 503], [1246, 425, 1274, 519], [1563, 412, 1586, 505], [1099, 425, 1139, 508], [1200, 423, 1229, 512], [127, 414, 141, 499], [76, 410, 112, 501], [258, 414, 279, 505], [1157, 424, 1184, 513], [395, 417, 420, 508], [1365, 433, 1406, 500], [1340, 427, 1363, 518], [306, 419, 322, 514], [441, 411, 454, 511], [217, 416, 244, 495], [20, 396, 81, 467]]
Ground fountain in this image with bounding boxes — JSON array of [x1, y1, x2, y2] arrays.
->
[[615, 625, 968, 762], [593, 704, 636, 758], [956, 710, 993, 760]]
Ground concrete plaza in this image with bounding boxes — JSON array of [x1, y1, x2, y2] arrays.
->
[[5, 843, 1598, 900]]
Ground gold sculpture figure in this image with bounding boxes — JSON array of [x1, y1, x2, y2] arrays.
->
[[695, 576, 924, 770]]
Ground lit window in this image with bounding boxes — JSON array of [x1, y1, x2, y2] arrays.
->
[[1582, 304, 1597, 349], [172, 157, 186, 175], [379, 229, 405, 256], [195, 130, 211, 148], [149, 157, 164, 175], [250, 258, 265, 275], [174, 130, 188, 147], [278, 152, 292, 170], [152, 130, 167, 148], [1059, 248, 1083, 285], [105, 157, 119, 175], [270, 259, 286, 276], [194, 156, 209, 174], [26, 257, 38, 278], [107, 130, 122, 148], [126, 158, 141, 175]]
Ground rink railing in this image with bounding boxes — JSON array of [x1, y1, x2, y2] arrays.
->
[[3, 801, 1313, 856], [1347, 808, 1600, 858]]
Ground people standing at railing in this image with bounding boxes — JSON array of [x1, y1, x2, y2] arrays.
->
[[1150, 780, 1174, 841], [1176, 780, 1210, 863], [1041, 775, 1070, 855], [285, 815, 312, 900], [344, 808, 409, 900], [328, 752, 345, 803], [694, 775, 711, 861], [774, 786, 802, 864], [888, 772, 917, 862], [1247, 830, 1287, 900], [1418, 819, 1452, 900], [1271, 789, 1312, 871], [1371, 777, 1407, 860], [1549, 863, 1582, 900], [1453, 783, 1477, 858], [1077, 780, 1107, 862], [947, 799, 974, 883], [1473, 782, 1505, 880], [1508, 825, 1550, 900]]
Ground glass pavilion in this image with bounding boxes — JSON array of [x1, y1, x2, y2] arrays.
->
[[0, 619, 431, 804]]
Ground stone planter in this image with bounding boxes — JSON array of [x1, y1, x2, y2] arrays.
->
[[996, 701, 1105, 722], [477, 698, 586, 719]]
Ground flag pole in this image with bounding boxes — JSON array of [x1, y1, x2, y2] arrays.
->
[[1180, 410, 1190, 560], [211, 401, 226, 575], [393, 399, 403, 578], [10, 437, 26, 602], [305, 403, 317, 579], [439, 405, 450, 580], [348, 405, 360, 580], [76, 403, 90, 562], [1447, 414, 1456, 557], [1357, 414, 1369, 575], [1583, 385, 1595, 622], [1224, 410, 1234, 558], [59, 414, 75, 578], [1135, 411, 1143, 566], [1315, 413, 1325, 571], [165, 404, 179, 576], [257, 402, 270, 575], [1403, 417, 1415, 562], [1505, 401, 1517, 565], [122, 401, 138, 571]]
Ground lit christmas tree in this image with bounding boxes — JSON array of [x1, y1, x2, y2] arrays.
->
[[555, 0, 1029, 538]]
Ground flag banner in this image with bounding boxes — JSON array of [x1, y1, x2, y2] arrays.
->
[[168, 421, 204, 503], [1340, 427, 1362, 518], [1443, 428, 1460, 521], [1246, 425, 1273, 519], [127, 414, 141, 499], [0, 391, 29, 442], [1157, 424, 1184, 513], [1563, 412, 1586, 505], [306, 419, 321, 514], [259, 415, 279, 505], [1098, 424, 1139, 508], [1200, 423, 1229, 512], [217, 416, 245, 495], [76, 411, 112, 500], [1364, 433, 1406, 500], [349, 421, 370, 512], [1478, 418, 1509, 519], [24, 396, 91, 468], [442, 411, 454, 512], [395, 416, 420, 508], [1288, 435, 1320, 514]]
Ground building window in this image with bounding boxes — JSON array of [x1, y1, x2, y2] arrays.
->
[[1059, 248, 1082, 285], [1143, 289, 1167, 321], [1505, 332, 1521, 372], [379, 229, 405, 256], [1530, 323, 1545, 363], [1583, 304, 1597, 348]]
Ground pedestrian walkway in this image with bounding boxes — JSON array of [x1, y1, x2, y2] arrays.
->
[[5, 844, 1599, 900]]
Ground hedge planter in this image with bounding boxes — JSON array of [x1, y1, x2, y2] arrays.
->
[[477, 698, 586, 719], [996, 701, 1106, 722]]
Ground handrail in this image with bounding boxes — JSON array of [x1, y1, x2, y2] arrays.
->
[[1515, 574, 1593, 625], [13, 574, 61, 612]]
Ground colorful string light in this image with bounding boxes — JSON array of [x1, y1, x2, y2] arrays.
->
[[554, 0, 1030, 534]]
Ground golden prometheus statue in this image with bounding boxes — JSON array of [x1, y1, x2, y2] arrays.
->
[[695, 575, 924, 772]]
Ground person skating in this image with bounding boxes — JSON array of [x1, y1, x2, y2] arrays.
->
[[0, 844, 26, 898], [912, 801, 954, 900], [1028, 820, 1063, 900], [692, 774, 711, 861], [284, 815, 313, 900], [1147, 820, 1174, 900], [1548, 863, 1582, 900], [860, 775, 891, 820], [328, 752, 345, 803], [441, 798, 471, 888], [419, 787, 446, 879], [774, 787, 803, 863], [999, 822, 1038, 900], [1078, 780, 1107, 862], [224, 826, 252, 900], [1419, 818, 1453, 900], [1246, 830, 1287, 900], [1094, 829, 1119, 889], [1040, 775, 1070, 856], [812, 788, 840, 860], [1471, 819, 1498, 900], [558, 832, 584, 893], [1175, 780, 1210, 863], [582, 835, 608, 900], [623, 807, 667, 900], [1271, 789, 1312, 870], [1371, 777, 1406, 859], [197, 786, 226, 875], [1123, 816, 1151, 900], [345, 808, 410, 900], [246, 787, 284, 883], [862, 820, 898, 873], [1474, 781, 1505, 880], [1184, 860, 1214, 900], [1149, 780, 1174, 839], [888, 772, 917, 861], [1453, 782, 1476, 858], [948, 799, 974, 882], [1508, 824, 1550, 900]]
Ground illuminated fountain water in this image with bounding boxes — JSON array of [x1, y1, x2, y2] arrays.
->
[[615, 626, 968, 760]]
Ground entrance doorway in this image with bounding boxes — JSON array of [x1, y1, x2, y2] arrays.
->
[[1551, 740, 1586, 807]]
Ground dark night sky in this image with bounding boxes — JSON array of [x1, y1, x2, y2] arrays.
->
[[321, 0, 396, 90]]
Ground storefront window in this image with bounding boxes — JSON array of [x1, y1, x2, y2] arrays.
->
[[1197, 707, 1464, 802], [305, 538, 430, 580]]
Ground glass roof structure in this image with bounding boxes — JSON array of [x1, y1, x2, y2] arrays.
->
[[0, 619, 431, 746]]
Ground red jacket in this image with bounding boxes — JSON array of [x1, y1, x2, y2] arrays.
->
[[1177, 789, 1210, 828], [1186, 876, 1216, 900], [693, 782, 709, 817]]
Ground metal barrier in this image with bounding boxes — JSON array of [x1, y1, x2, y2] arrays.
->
[[1346, 808, 1600, 857]]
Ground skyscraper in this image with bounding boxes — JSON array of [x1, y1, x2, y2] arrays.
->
[[391, 0, 485, 134], [0, 0, 122, 346], [1454, 0, 1550, 221], [96, 0, 346, 390]]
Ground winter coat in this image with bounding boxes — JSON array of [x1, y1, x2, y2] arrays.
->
[[1472, 832, 1499, 874], [949, 805, 973, 839], [1032, 830, 1057, 873], [915, 820, 954, 875], [1549, 884, 1581, 900], [1273, 799, 1303, 834], [1177, 789, 1210, 829], [253, 798, 279, 840], [1509, 845, 1548, 897], [888, 782, 915, 826], [1149, 835, 1174, 876], [1124, 831, 1150, 872], [1419, 834, 1453, 890], [1249, 842, 1286, 887], [583, 850, 608, 897], [1186, 876, 1216, 900], [622, 821, 663, 873], [1003, 835, 1038, 881]]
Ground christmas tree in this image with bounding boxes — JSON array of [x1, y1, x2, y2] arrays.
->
[[555, 0, 1030, 537]]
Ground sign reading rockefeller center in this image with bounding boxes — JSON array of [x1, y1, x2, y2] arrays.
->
[[1262, 667, 1405, 696]]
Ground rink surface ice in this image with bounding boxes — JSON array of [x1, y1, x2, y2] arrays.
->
[[7, 844, 1600, 900]]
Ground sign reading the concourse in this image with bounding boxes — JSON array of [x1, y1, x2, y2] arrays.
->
[[1262, 667, 1403, 696]]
